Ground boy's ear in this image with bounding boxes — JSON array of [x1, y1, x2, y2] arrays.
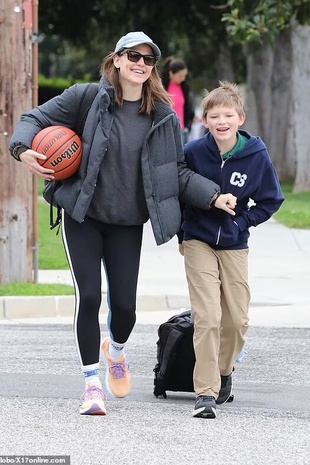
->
[[239, 113, 246, 127], [202, 116, 209, 128]]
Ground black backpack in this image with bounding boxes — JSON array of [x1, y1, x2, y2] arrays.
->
[[153, 309, 195, 398]]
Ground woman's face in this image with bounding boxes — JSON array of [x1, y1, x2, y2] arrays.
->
[[169, 68, 188, 84], [113, 44, 155, 88]]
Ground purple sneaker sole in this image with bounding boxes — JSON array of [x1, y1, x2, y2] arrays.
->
[[80, 402, 106, 415]]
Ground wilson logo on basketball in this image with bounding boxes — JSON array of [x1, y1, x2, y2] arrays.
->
[[50, 141, 81, 167]]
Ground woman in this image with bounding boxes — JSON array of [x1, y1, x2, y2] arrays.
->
[[161, 57, 195, 144], [9, 31, 236, 416]]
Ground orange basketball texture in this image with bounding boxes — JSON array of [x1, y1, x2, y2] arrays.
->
[[32, 126, 82, 180]]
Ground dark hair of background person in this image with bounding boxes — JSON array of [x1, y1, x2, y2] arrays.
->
[[161, 57, 195, 132]]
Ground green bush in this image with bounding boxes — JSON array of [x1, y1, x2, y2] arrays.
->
[[38, 74, 94, 104]]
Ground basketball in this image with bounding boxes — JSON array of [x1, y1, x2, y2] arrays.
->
[[32, 126, 82, 180]]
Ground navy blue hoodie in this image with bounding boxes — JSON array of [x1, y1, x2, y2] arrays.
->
[[180, 129, 284, 250]]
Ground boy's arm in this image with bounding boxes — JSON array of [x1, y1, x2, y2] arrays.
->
[[175, 126, 237, 214], [235, 165, 284, 231]]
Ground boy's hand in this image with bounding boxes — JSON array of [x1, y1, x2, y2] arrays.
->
[[215, 194, 237, 215]]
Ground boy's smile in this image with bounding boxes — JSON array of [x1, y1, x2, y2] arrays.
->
[[203, 105, 245, 154]]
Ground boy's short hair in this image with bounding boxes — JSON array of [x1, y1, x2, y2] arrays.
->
[[202, 81, 245, 118]]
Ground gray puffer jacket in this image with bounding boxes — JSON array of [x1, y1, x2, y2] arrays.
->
[[9, 78, 220, 245]]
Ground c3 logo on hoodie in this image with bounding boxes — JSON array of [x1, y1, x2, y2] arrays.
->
[[230, 172, 248, 187]]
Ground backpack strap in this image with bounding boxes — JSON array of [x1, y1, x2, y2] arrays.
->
[[153, 328, 185, 398], [75, 82, 99, 138], [49, 182, 62, 234]]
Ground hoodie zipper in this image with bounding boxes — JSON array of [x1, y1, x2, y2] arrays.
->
[[216, 155, 232, 245]]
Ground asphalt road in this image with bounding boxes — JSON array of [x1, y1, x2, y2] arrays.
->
[[0, 322, 310, 465]]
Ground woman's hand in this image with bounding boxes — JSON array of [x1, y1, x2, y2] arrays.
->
[[215, 193, 237, 215], [20, 149, 55, 181]]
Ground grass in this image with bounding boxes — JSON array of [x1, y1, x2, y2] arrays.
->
[[37, 178, 67, 269], [38, 198, 68, 269], [1, 181, 309, 296], [273, 183, 310, 229], [0, 283, 74, 296]]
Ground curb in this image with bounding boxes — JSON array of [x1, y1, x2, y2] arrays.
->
[[0, 295, 191, 320], [1, 296, 310, 328]]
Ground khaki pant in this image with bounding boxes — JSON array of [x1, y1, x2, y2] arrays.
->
[[183, 240, 250, 398]]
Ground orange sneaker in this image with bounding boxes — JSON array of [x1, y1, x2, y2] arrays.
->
[[101, 337, 131, 398]]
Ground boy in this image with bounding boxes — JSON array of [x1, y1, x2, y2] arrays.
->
[[178, 81, 284, 418]]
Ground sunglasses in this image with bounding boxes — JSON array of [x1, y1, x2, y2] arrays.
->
[[119, 50, 157, 67]]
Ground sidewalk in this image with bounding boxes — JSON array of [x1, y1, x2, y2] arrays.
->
[[1, 219, 309, 326]]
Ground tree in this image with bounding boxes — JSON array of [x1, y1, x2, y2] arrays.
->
[[0, 0, 35, 283], [291, 16, 310, 193], [0, 0, 243, 285], [37, 0, 244, 89], [222, 0, 310, 192]]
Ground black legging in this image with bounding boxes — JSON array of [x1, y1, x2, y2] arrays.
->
[[62, 212, 143, 366]]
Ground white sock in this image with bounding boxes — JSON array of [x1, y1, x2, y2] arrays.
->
[[109, 340, 125, 361], [82, 364, 102, 388]]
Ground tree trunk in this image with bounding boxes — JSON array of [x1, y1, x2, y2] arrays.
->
[[244, 42, 274, 147], [216, 45, 235, 83], [269, 28, 296, 181], [0, 0, 34, 283], [243, 33, 296, 182], [291, 17, 310, 193]]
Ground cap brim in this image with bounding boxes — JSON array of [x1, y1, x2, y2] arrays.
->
[[119, 40, 161, 59]]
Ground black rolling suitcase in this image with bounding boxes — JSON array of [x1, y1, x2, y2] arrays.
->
[[153, 309, 235, 401], [153, 309, 195, 398]]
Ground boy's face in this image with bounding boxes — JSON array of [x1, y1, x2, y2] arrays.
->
[[203, 105, 245, 148]]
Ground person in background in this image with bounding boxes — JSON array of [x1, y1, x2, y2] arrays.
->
[[9, 32, 237, 417], [178, 81, 284, 419], [161, 57, 195, 144], [188, 112, 207, 141]]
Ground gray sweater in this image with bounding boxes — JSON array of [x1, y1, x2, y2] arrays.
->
[[9, 78, 220, 245], [87, 98, 151, 225]]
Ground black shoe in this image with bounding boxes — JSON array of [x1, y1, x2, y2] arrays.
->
[[216, 373, 233, 405], [193, 396, 216, 418]]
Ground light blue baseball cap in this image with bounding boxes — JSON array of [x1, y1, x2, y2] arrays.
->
[[115, 31, 161, 59]]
